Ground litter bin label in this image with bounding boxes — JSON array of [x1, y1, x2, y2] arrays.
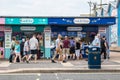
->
[[92, 48, 97, 51], [94, 56, 97, 60]]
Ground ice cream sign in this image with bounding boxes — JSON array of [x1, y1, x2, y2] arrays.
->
[[73, 18, 90, 24], [0, 18, 5, 24], [5, 18, 48, 25], [20, 18, 34, 24]]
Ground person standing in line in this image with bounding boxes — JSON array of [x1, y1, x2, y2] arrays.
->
[[105, 39, 110, 59], [26, 34, 39, 63], [101, 36, 107, 59], [80, 40, 84, 59], [63, 36, 70, 61], [51, 34, 65, 63], [69, 37, 75, 60], [36, 34, 41, 59], [14, 41, 21, 63], [22, 37, 30, 62], [75, 38, 81, 60], [9, 37, 16, 63]]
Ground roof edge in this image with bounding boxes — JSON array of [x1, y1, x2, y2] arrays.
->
[[0, 16, 116, 18]]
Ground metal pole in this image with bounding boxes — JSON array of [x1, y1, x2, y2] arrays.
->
[[90, 2, 91, 17], [88, 1, 92, 17], [100, 0, 102, 7]]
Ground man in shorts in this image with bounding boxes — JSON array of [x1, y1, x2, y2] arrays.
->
[[63, 36, 70, 61], [26, 34, 39, 63]]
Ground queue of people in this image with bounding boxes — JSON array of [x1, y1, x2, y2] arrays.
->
[[51, 34, 86, 63], [9, 34, 39, 63], [51, 33, 110, 63], [9, 33, 110, 63]]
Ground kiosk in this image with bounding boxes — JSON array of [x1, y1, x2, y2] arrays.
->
[[0, 17, 116, 59]]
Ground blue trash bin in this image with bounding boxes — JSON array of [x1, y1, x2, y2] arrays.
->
[[88, 47, 101, 69]]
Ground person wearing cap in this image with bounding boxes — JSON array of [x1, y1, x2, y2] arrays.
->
[[101, 36, 107, 59]]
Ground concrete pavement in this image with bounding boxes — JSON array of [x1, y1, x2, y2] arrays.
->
[[0, 73, 120, 80], [0, 51, 120, 73], [110, 46, 120, 52]]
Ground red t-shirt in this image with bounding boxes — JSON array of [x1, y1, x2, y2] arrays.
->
[[63, 40, 70, 48]]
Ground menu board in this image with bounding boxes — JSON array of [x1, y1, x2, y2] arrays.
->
[[5, 32, 11, 48], [44, 27, 51, 48]]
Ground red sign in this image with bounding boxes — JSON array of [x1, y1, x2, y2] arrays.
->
[[99, 27, 106, 33], [0, 18, 5, 24], [44, 27, 51, 32], [4, 27, 12, 32], [0, 26, 4, 31]]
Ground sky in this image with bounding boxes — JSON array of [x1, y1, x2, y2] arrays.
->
[[0, 0, 115, 16]]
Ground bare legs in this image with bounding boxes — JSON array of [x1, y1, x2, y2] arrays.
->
[[14, 54, 21, 63]]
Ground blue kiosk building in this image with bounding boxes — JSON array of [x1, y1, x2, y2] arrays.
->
[[0, 16, 116, 59]]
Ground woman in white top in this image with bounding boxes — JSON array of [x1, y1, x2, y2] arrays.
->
[[22, 37, 30, 62]]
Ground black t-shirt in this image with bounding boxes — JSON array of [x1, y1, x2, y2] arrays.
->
[[20, 42, 25, 52], [76, 42, 80, 50], [101, 39, 106, 49]]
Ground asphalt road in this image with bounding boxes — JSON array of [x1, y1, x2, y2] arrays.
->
[[0, 73, 120, 80]]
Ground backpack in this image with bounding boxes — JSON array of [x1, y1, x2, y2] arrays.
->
[[11, 43, 15, 50], [106, 41, 109, 49]]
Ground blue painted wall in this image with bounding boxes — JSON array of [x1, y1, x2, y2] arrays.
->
[[108, 5, 112, 46], [118, 2, 120, 46]]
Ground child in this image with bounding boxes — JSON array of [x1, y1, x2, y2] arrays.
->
[[22, 37, 30, 62], [14, 41, 21, 63]]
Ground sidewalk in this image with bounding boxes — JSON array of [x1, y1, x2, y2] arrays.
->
[[110, 47, 120, 52], [0, 51, 120, 73]]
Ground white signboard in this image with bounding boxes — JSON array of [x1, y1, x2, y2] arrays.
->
[[20, 18, 34, 24], [67, 27, 82, 31], [20, 26, 36, 31], [5, 32, 11, 48], [73, 18, 90, 24]]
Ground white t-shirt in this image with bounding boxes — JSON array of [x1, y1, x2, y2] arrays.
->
[[29, 37, 38, 50], [55, 38, 60, 48], [24, 41, 29, 51]]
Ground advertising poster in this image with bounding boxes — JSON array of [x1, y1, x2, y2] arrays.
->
[[44, 27, 51, 48], [5, 32, 11, 48]]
